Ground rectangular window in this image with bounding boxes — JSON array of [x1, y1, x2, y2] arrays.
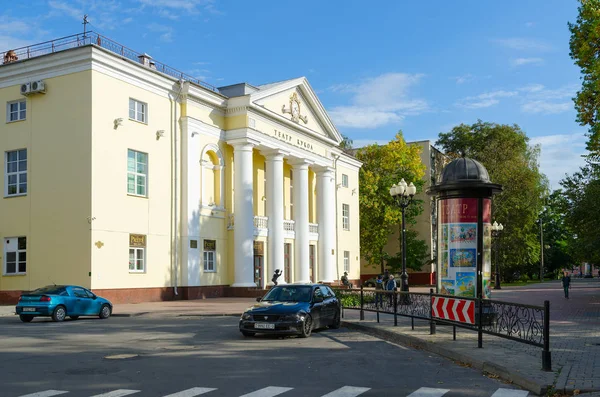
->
[[7, 100, 26, 122], [342, 203, 350, 230], [203, 239, 216, 272], [342, 174, 349, 188], [344, 251, 350, 273], [129, 234, 146, 272], [129, 98, 147, 123], [289, 170, 294, 219], [127, 149, 148, 197], [4, 237, 27, 275], [5, 149, 27, 196]]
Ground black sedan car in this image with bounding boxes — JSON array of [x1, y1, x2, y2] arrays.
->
[[239, 284, 340, 338]]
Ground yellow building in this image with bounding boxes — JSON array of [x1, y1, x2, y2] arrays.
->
[[0, 33, 361, 303]]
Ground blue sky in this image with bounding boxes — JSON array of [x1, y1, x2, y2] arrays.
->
[[0, 0, 587, 189]]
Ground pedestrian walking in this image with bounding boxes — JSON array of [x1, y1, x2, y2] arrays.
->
[[375, 274, 384, 307], [386, 274, 397, 306], [561, 272, 571, 298]]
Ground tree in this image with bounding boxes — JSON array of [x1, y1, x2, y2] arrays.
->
[[386, 230, 430, 273], [559, 165, 600, 266], [539, 190, 576, 278], [569, 0, 600, 159], [339, 135, 354, 155], [356, 132, 426, 274], [436, 121, 548, 282]]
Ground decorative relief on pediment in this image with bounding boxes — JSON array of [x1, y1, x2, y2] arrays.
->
[[282, 92, 308, 124]]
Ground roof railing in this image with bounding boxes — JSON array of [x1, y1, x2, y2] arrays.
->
[[1, 31, 219, 93]]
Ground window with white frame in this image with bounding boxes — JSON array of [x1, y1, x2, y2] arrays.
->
[[6, 100, 26, 122], [129, 98, 147, 123], [5, 149, 27, 196], [342, 203, 350, 230], [127, 149, 148, 197], [344, 250, 350, 273], [4, 237, 27, 275], [129, 234, 146, 272], [342, 174, 349, 188], [203, 240, 216, 272]]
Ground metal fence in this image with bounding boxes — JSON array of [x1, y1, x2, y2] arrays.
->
[[1, 31, 219, 93], [334, 286, 551, 371]]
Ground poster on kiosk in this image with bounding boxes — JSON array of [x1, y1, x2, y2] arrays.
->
[[438, 198, 492, 299]]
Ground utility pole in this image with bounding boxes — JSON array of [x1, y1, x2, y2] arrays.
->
[[540, 219, 544, 282], [83, 15, 89, 39]]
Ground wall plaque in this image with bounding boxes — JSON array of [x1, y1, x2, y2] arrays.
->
[[129, 234, 146, 247]]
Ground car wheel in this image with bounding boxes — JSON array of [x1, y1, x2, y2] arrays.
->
[[52, 306, 66, 322], [69, 316, 79, 320], [19, 314, 34, 323], [299, 315, 313, 338], [99, 304, 111, 319], [329, 309, 341, 329], [241, 331, 255, 337]]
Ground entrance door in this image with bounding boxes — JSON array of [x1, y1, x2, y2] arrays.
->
[[284, 243, 292, 283], [254, 241, 264, 288], [309, 244, 316, 282], [254, 256, 263, 287]]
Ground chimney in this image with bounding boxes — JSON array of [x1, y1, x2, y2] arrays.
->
[[138, 53, 152, 67]]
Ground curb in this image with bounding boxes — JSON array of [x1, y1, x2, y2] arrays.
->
[[112, 312, 150, 318], [555, 363, 571, 394], [176, 313, 242, 317], [342, 321, 550, 396]]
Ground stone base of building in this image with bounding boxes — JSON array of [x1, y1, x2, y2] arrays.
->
[[0, 290, 22, 305]]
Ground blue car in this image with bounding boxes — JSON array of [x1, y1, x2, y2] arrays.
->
[[15, 285, 113, 323]]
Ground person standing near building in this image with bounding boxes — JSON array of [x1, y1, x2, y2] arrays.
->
[[561, 272, 571, 299], [375, 274, 384, 307], [386, 274, 397, 306]]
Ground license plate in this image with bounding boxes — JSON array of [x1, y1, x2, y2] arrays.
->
[[22, 307, 35, 312], [254, 323, 275, 329]]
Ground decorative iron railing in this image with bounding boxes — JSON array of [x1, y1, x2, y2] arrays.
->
[[332, 286, 551, 371], [1, 31, 219, 93]]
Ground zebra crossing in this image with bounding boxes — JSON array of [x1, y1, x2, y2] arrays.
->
[[17, 386, 530, 397]]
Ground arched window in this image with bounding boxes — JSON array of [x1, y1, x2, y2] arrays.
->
[[201, 144, 224, 208]]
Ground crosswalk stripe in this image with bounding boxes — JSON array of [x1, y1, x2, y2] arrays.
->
[[19, 391, 69, 397], [163, 388, 217, 397], [406, 387, 450, 397], [89, 390, 140, 397], [239, 387, 293, 397], [320, 386, 371, 397], [491, 389, 529, 397]]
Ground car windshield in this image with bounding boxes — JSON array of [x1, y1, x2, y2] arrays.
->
[[262, 286, 312, 302], [29, 286, 67, 295]]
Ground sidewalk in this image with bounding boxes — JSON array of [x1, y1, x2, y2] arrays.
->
[[1, 280, 598, 396]]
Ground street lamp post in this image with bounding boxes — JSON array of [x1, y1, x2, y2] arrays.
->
[[389, 178, 417, 294], [491, 221, 504, 290]]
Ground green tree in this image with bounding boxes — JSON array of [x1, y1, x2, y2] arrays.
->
[[559, 165, 600, 265], [569, 0, 600, 159], [539, 191, 576, 278], [356, 132, 426, 274], [436, 121, 548, 282], [386, 230, 430, 273], [339, 134, 354, 155]]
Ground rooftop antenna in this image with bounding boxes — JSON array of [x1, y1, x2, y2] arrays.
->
[[83, 15, 89, 39]]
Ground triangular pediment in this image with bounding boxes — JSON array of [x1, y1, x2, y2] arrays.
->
[[250, 77, 342, 145]]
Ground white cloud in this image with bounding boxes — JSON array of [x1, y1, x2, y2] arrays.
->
[[525, 22, 535, 28], [0, 16, 31, 35], [511, 57, 544, 67], [328, 73, 428, 129], [456, 90, 518, 109], [520, 84, 577, 114], [47, 0, 124, 30], [137, 0, 222, 16], [493, 38, 552, 51], [0, 35, 33, 51], [454, 74, 474, 84], [530, 132, 587, 189], [147, 23, 174, 42]]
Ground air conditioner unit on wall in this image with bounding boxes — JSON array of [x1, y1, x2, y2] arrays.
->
[[20, 83, 31, 95], [30, 80, 46, 94]]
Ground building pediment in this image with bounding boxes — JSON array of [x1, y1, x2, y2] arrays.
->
[[249, 77, 343, 146]]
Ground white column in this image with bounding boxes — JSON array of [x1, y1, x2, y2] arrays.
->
[[316, 167, 336, 283], [291, 160, 311, 283], [231, 140, 256, 287], [265, 150, 287, 284]]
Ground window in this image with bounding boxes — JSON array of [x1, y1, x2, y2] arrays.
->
[[127, 149, 148, 197], [72, 287, 89, 298], [342, 204, 350, 230], [289, 170, 294, 219], [129, 98, 147, 123], [4, 237, 26, 275], [203, 240, 216, 272], [7, 100, 26, 122], [5, 149, 27, 196], [344, 251, 350, 273], [342, 174, 349, 188], [129, 234, 146, 272]]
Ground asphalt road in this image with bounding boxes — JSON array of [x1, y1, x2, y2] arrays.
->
[[0, 314, 530, 397]]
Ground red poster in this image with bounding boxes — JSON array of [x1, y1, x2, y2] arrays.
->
[[441, 198, 478, 223]]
